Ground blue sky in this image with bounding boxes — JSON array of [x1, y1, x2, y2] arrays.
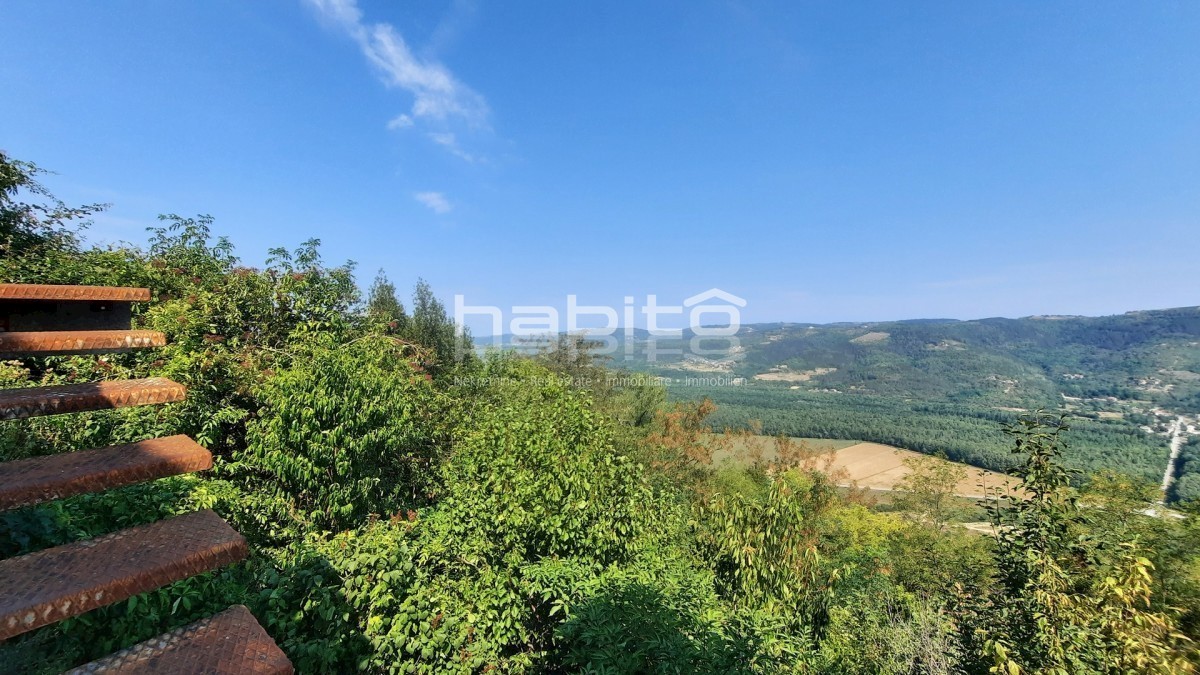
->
[[3, 1, 1198, 331]]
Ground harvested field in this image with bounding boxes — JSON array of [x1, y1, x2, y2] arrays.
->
[[753, 367, 836, 382], [850, 331, 890, 344], [710, 436, 857, 464], [823, 442, 1016, 499], [711, 435, 1017, 499]]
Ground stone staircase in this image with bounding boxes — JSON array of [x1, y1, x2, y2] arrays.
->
[[0, 283, 292, 673]]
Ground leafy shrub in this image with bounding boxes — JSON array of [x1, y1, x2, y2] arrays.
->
[[240, 336, 452, 535], [817, 587, 960, 675], [695, 469, 840, 633]]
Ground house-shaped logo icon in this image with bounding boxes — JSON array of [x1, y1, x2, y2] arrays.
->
[[683, 288, 746, 336], [683, 288, 747, 308]]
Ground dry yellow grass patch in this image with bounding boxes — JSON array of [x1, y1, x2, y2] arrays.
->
[[850, 331, 890, 344], [753, 367, 836, 382], [824, 442, 1017, 499]]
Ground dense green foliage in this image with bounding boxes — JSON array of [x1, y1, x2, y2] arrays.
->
[[4, 151, 1200, 673], [1172, 437, 1200, 503], [967, 415, 1193, 674], [240, 337, 452, 532]]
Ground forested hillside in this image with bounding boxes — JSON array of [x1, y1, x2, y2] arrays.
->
[[491, 308, 1200, 414], [4, 152, 1200, 673], [597, 309, 1200, 493], [692, 388, 1169, 481], [728, 312, 1200, 409]]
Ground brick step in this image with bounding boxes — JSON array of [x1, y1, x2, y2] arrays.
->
[[0, 330, 167, 358], [0, 284, 150, 302], [0, 435, 212, 511], [0, 378, 186, 421], [0, 510, 247, 640], [65, 605, 292, 674]]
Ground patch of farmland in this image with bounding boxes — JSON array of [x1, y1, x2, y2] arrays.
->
[[824, 442, 1016, 498], [710, 436, 858, 464], [850, 331, 890, 344], [753, 367, 837, 382], [711, 434, 1016, 499]]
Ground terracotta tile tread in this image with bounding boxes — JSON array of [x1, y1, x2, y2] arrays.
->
[[0, 378, 186, 421], [0, 435, 212, 511], [0, 330, 166, 358], [65, 604, 293, 674], [0, 510, 248, 640], [0, 284, 150, 302]]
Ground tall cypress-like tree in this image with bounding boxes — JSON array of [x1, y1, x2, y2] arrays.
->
[[397, 278, 474, 377], [366, 269, 407, 327]]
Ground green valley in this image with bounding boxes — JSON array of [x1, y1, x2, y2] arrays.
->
[[595, 311, 1200, 498]]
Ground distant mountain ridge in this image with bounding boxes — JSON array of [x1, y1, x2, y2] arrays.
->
[[679, 305, 1200, 413], [475, 306, 1200, 413], [672, 306, 1200, 492]]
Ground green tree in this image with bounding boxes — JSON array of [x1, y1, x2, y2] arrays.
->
[[0, 152, 104, 257], [0, 151, 116, 285], [366, 269, 407, 327], [263, 237, 359, 344], [893, 452, 968, 530], [1174, 474, 1200, 504], [398, 278, 473, 378], [696, 469, 840, 634], [239, 336, 451, 534], [968, 413, 1194, 674]]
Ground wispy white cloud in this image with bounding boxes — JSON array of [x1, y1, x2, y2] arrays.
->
[[414, 191, 453, 214], [427, 131, 482, 163], [386, 114, 414, 130], [306, 0, 489, 129]]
